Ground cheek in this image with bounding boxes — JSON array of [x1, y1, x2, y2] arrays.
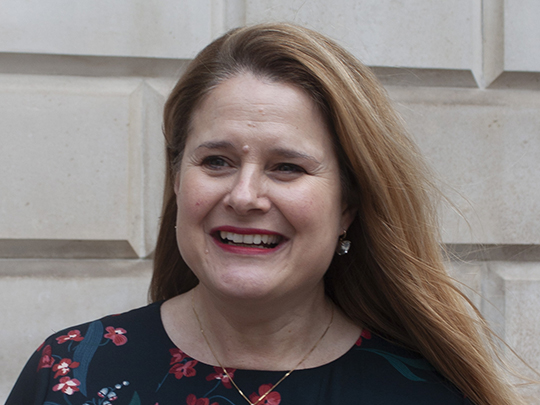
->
[[277, 183, 343, 232], [175, 173, 213, 226], [175, 174, 216, 267]]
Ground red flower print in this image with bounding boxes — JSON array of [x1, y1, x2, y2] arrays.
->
[[169, 348, 187, 364], [205, 366, 235, 389], [52, 358, 80, 378], [186, 394, 218, 405], [56, 330, 84, 344], [37, 345, 55, 371], [355, 329, 372, 346], [104, 326, 128, 346], [249, 384, 281, 405], [52, 376, 81, 395], [169, 359, 198, 379]]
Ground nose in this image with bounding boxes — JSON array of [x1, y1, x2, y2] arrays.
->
[[223, 164, 271, 215]]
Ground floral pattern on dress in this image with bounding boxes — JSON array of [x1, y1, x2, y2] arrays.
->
[[37, 344, 55, 371], [53, 376, 81, 395], [249, 384, 281, 405], [206, 366, 235, 389], [30, 320, 133, 404], [103, 326, 128, 346], [170, 347, 188, 364], [187, 393, 219, 405], [7, 302, 471, 405], [157, 349, 282, 405], [52, 358, 80, 378], [355, 329, 372, 346], [170, 359, 198, 379], [56, 330, 85, 344]]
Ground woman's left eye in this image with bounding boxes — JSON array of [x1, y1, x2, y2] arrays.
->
[[274, 163, 306, 174]]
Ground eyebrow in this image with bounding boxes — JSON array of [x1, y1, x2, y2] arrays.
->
[[194, 141, 321, 165], [269, 147, 321, 165], [195, 141, 234, 151]]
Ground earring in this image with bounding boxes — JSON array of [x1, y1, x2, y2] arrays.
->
[[336, 230, 351, 256]]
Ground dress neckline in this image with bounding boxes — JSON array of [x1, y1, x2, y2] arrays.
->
[[153, 300, 366, 373]]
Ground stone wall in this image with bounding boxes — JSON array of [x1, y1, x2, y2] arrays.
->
[[1, 1, 538, 402]]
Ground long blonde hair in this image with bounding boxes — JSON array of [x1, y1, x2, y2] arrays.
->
[[151, 23, 525, 405]]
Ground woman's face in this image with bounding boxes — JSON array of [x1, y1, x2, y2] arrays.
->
[[175, 74, 353, 302]]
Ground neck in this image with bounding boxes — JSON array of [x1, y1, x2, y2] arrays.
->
[[191, 284, 334, 370]]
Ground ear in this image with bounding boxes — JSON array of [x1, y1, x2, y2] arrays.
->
[[341, 205, 357, 231]]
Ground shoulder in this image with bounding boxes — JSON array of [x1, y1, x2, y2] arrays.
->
[[39, 301, 168, 367], [53, 301, 163, 339], [38, 300, 167, 368], [335, 330, 470, 404], [6, 302, 168, 405], [350, 330, 436, 379]]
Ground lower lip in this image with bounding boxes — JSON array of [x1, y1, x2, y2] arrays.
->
[[213, 238, 283, 255]]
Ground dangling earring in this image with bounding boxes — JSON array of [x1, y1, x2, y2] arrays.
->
[[336, 230, 351, 255]]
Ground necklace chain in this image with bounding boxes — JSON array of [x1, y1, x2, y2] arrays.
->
[[191, 290, 334, 405]]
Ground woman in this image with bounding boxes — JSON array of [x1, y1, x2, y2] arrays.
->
[[7, 23, 524, 405]]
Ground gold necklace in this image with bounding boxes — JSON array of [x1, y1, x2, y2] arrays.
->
[[191, 291, 334, 405]]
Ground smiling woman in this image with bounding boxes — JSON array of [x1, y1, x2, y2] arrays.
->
[[7, 23, 527, 405], [173, 74, 350, 302]]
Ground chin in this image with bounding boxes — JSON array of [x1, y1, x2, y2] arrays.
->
[[209, 274, 284, 302]]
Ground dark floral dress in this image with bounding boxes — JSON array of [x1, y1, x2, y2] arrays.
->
[[7, 302, 472, 405]]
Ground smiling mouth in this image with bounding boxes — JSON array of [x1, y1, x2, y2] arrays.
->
[[216, 231, 282, 249]]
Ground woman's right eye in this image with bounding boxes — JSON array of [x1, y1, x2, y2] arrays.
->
[[201, 156, 230, 169]]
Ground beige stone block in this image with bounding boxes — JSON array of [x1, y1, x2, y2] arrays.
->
[[477, 0, 504, 87], [488, 262, 540, 402], [389, 86, 540, 245], [212, 0, 247, 35], [481, 263, 506, 339], [505, 0, 540, 72], [373, 67, 479, 89], [0, 259, 152, 403], [0, 75, 166, 257], [0, 53, 191, 79], [246, 0, 476, 70], [0, 0, 214, 59], [448, 260, 540, 402], [142, 79, 176, 253], [446, 260, 484, 310], [490, 262, 540, 365]]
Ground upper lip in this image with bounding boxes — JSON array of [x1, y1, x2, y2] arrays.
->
[[210, 225, 284, 237]]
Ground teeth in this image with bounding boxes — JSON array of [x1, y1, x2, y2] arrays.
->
[[219, 231, 280, 246]]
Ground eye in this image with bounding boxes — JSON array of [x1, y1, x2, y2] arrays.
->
[[201, 156, 230, 170], [270, 163, 307, 181], [275, 163, 305, 174]]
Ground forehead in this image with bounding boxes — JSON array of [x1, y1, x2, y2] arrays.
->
[[199, 74, 317, 118], [188, 74, 335, 154]]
